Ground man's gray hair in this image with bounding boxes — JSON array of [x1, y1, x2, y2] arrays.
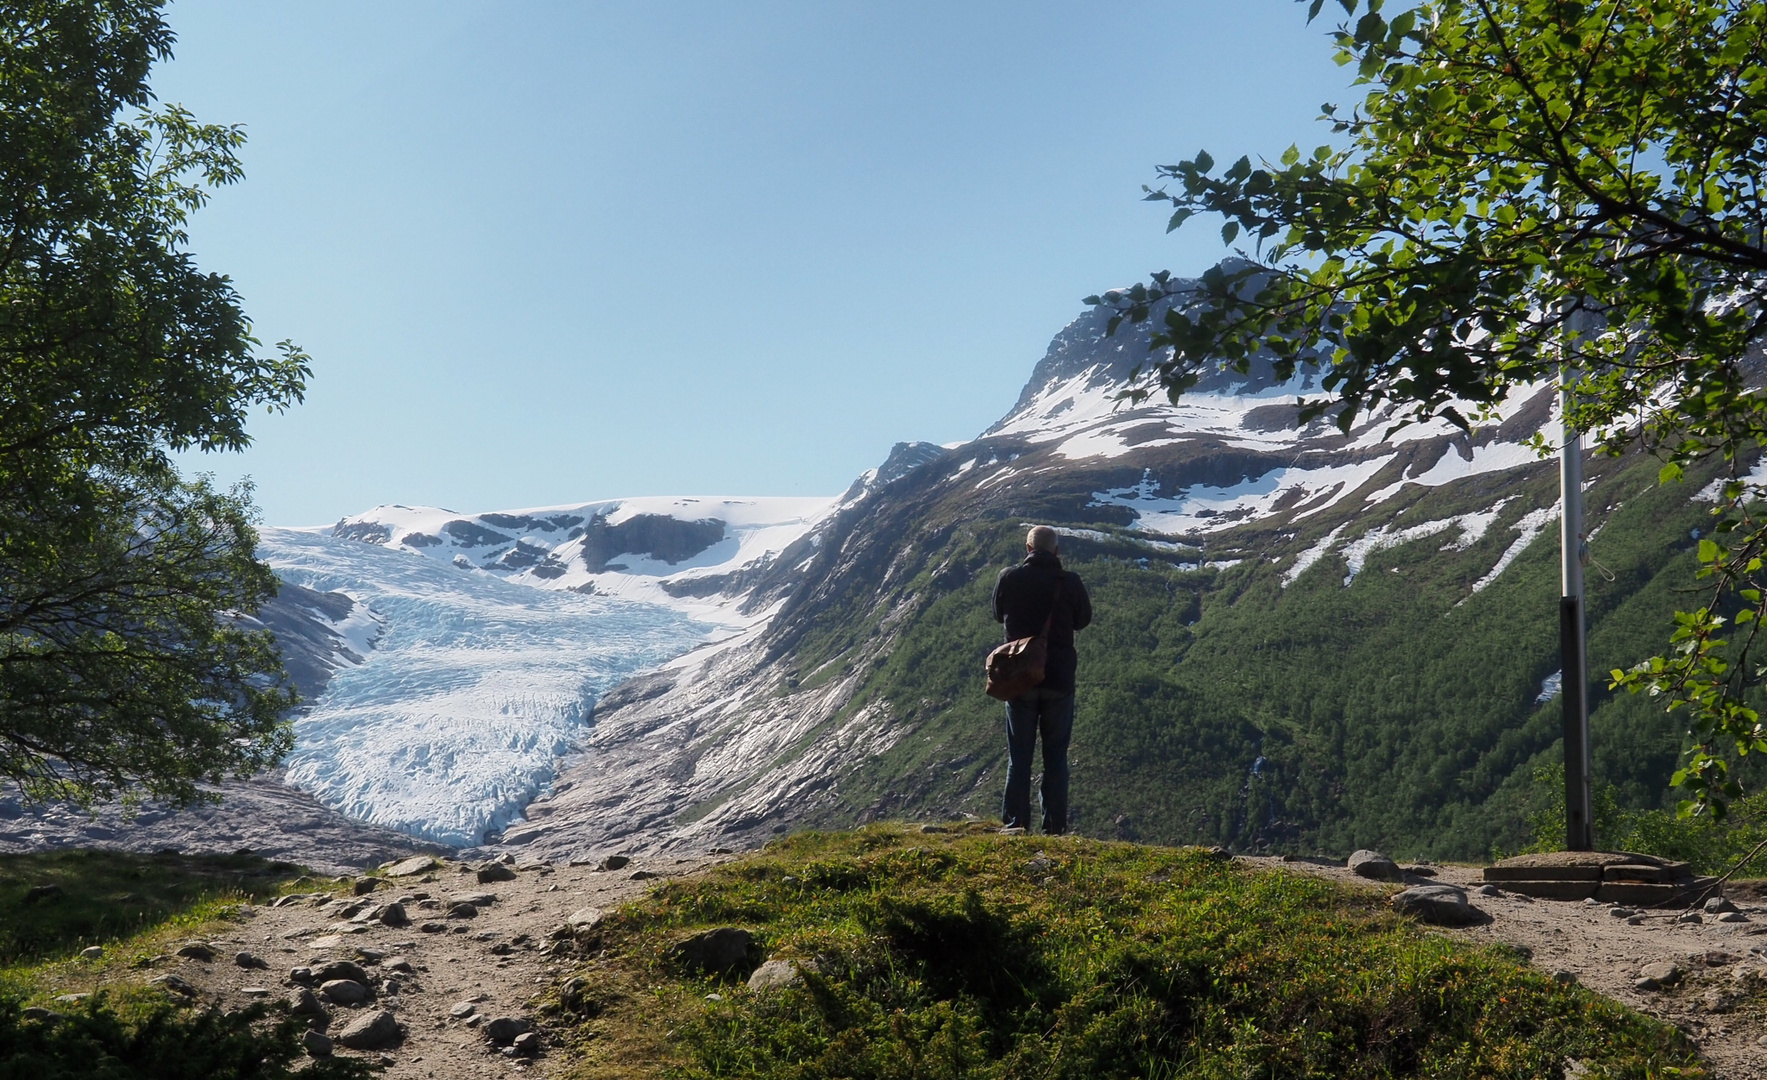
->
[[1027, 525, 1059, 553]]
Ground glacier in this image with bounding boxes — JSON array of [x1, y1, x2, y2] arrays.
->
[[259, 527, 715, 847]]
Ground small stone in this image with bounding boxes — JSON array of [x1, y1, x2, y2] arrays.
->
[[1703, 987, 1734, 1012], [1583, 897, 1602, 907], [629, 869, 659, 880], [174, 942, 216, 962], [235, 951, 268, 969], [1636, 961, 1685, 991], [1706, 896, 1739, 915], [1678, 912, 1705, 924], [1348, 850, 1403, 882], [1706, 950, 1742, 966], [450, 1001, 478, 1019], [567, 907, 605, 931], [333, 1009, 402, 1050], [919, 824, 948, 833], [386, 957, 415, 974], [420, 922, 447, 933], [288, 966, 315, 984], [385, 856, 440, 878], [1719, 910, 1751, 923], [241, 986, 271, 997], [451, 892, 496, 906], [476, 863, 518, 884], [1390, 884, 1481, 926], [483, 1016, 533, 1046], [53, 993, 88, 1004], [80, 946, 104, 960], [512, 1030, 541, 1055], [446, 903, 478, 919], [1627, 915, 1646, 926], [287, 987, 327, 1016], [373, 902, 410, 928], [1607, 907, 1636, 919], [320, 979, 370, 1005], [558, 977, 589, 1011], [1476, 884, 1502, 897], [313, 960, 370, 985], [353, 878, 380, 896], [1551, 970, 1578, 985], [747, 959, 804, 991], [600, 855, 630, 871], [302, 1029, 333, 1057]]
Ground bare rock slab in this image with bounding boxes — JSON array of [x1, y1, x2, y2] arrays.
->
[[1391, 884, 1483, 926]]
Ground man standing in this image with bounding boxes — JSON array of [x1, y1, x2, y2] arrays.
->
[[991, 525, 1092, 834]]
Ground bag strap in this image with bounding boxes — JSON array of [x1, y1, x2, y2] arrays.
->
[[1038, 577, 1064, 640]]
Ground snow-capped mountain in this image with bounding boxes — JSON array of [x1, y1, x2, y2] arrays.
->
[[248, 263, 1718, 860]]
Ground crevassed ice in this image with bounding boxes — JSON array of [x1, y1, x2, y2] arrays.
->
[[259, 528, 712, 847]]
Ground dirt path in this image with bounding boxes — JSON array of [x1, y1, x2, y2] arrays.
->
[[1252, 856, 1767, 1079], [41, 844, 1767, 1078], [49, 853, 725, 1080]]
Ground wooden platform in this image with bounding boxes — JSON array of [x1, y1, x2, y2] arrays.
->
[[1483, 851, 1713, 905]]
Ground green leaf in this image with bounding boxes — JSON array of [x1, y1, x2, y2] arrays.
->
[[1221, 222, 1240, 244]]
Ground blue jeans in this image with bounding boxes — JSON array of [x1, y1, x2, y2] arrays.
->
[[1002, 687, 1074, 834]]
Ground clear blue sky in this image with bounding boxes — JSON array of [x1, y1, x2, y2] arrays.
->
[[158, 1, 1356, 526]]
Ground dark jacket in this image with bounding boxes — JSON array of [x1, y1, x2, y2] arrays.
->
[[992, 551, 1092, 694]]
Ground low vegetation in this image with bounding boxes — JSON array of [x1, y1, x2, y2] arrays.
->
[[0, 849, 371, 1079], [558, 825, 1704, 1079]]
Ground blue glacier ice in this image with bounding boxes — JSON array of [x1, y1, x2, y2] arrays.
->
[[258, 528, 712, 846]]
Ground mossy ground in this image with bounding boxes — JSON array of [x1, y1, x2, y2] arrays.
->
[[556, 825, 1707, 1080]]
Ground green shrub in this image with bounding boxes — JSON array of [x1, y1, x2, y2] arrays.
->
[[0, 992, 375, 1080], [1521, 762, 1767, 875], [574, 826, 1705, 1080]]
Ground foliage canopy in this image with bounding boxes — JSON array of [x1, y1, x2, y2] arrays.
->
[[1091, 0, 1767, 814], [0, 1, 305, 803]]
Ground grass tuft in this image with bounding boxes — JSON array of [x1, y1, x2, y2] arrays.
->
[[560, 826, 1707, 1079]]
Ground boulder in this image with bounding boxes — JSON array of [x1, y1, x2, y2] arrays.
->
[[149, 973, 197, 997], [1706, 896, 1739, 915], [370, 902, 409, 927], [482, 1016, 533, 1046], [352, 878, 380, 896], [1390, 885, 1482, 926], [385, 856, 440, 878], [446, 902, 478, 919], [747, 959, 804, 991], [173, 942, 215, 962], [333, 1009, 402, 1051], [670, 928, 757, 977], [301, 1029, 332, 1057], [600, 855, 630, 871], [1348, 850, 1403, 882], [320, 979, 369, 1005], [476, 863, 518, 884]]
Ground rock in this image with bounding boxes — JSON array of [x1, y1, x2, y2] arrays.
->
[[371, 902, 409, 927], [174, 942, 215, 962], [1636, 961, 1685, 991], [385, 856, 440, 878], [320, 979, 369, 1005], [80, 946, 104, 960], [600, 855, 630, 871], [669, 928, 757, 977], [1719, 910, 1751, 923], [1703, 986, 1734, 1012], [1706, 950, 1743, 966], [630, 869, 659, 880], [301, 1029, 333, 1057], [449, 1001, 478, 1019], [1607, 907, 1636, 918], [333, 1009, 402, 1050], [482, 1016, 533, 1046], [558, 977, 589, 1011], [476, 863, 518, 884], [1551, 970, 1578, 985], [287, 987, 326, 1016], [419, 922, 447, 934], [386, 957, 414, 974], [352, 878, 380, 896], [567, 907, 606, 931], [1677, 912, 1704, 924], [1390, 885, 1482, 926], [19, 1008, 61, 1022], [289, 966, 314, 984], [1476, 884, 1502, 897], [312, 959, 370, 985], [23, 883, 63, 904], [241, 987, 271, 997], [512, 1030, 541, 1055], [1348, 850, 1403, 882], [451, 892, 496, 906], [446, 902, 478, 919], [919, 824, 948, 834], [747, 959, 804, 991], [235, 951, 268, 969], [149, 973, 197, 997], [1706, 896, 1739, 915]]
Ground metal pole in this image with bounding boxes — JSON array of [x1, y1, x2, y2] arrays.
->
[[1560, 368, 1594, 851]]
